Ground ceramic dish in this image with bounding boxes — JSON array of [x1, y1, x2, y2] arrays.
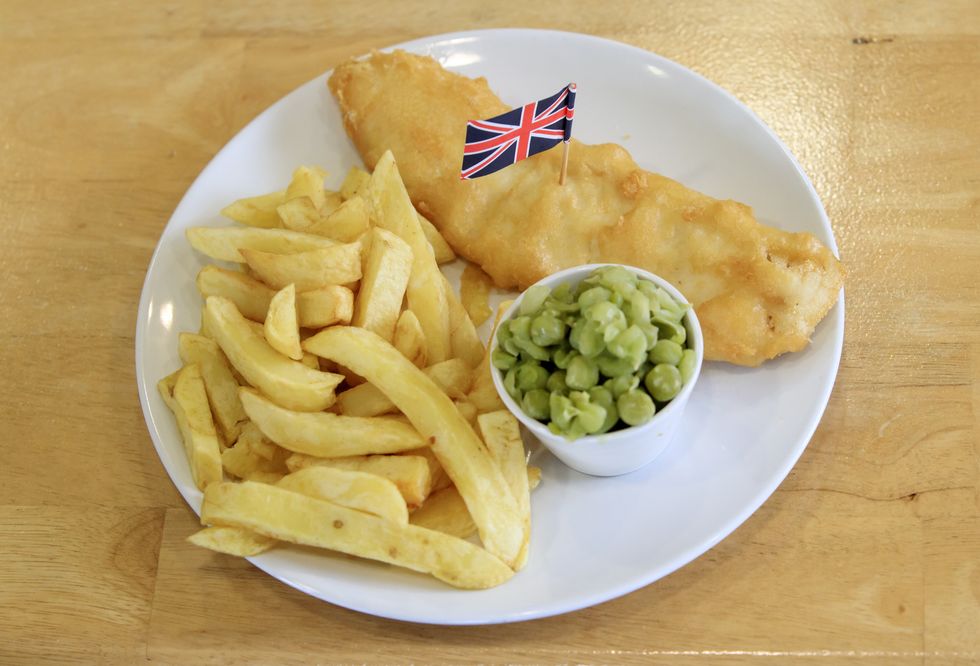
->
[[135, 28, 844, 624]]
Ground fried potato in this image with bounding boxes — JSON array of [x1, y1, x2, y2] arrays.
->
[[192, 462, 409, 557], [299, 351, 321, 370], [527, 465, 541, 490], [284, 165, 329, 211], [239, 387, 425, 457], [178, 333, 247, 444], [417, 212, 455, 264], [278, 467, 408, 524], [221, 191, 284, 228], [306, 196, 371, 243], [286, 453, 431, 508], [477, 410, 531, 570], [336, 358, 472, 417], [201, 481, 513, 589], [294, 286, 355, 327], [460, 263, 493, 327], [158, 364, 223, 490], [264, 284, 302, 360], [204, 297, 342, 411], [157, 369, 181, 405], [241, 243, 362, 292], [302, 326, 523, 567], [409, 486, 475, 539], [221, 422, 288, 480], [276, 196, 321, 232], [340, 166, 370, 200], [425, 358, 473, 399], [454, 400, 478, 426], [211, 309, 320, 380], [197, 265, 274, 322], [367, 151, 450, 364], [188, 525, 277, 556], [402, 445, 451, 494], [352, 227, 412, 341], [467, 299, 512, 413], [393, 309, 426, 368], [186, 226, 336, 262], [443, 275, 485, 368], [238, 421, 282, 462], [410, 462, 540, 540]]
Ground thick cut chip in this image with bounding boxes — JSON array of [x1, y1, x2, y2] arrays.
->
[[284, 165, 328, 211], [460, 263, 493, 327], [186, 226, 336, 262], [299, 351, 320, 370], [157, 369, 181, 407], [198, 266, 355, 327], [221, 421, 288, 480], [278, 466, 408, 524], [276, 197, 321, 232], [286, 453, 431, 508], [443, 276, 485, 368], [264, 284, 302, 360], [188, 525, 277, 556], [191, 465, 407, 556], [237, 421, 282, 462], [294, 286, 355, 328], [196, 265, 276, 322], [527, 465, 542, 490], [477, 410, 531, 570], [455, 400, 478, 426], [178, 333, 248, 444], [239, 388, 425, 457], [336, 358, 472, 417], [340, 166, 370, 200], [302, 326, 523, 567], [425, 358, 473, 399], [241, 243, 362, 292], [353, 227, 412, 341], [467, 299, 512, 413], [417, 213, 455, 264], [402, 445, 451, 494], [368, 151, 451, 363], [306, 196, 371, 243], [201, 482, 513, 589], [204, 296, 342, 412], [393, 310, 426, 368], [410, 465, 541, 540], [221, 191, 284, 228], [159, 364, 223, 490], [409, 486, 475, 539]]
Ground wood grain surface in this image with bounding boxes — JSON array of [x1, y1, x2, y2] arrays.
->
[[1, 1, 977, 663]]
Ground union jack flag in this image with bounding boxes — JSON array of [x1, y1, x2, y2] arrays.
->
[[460, 83, 577, 180]]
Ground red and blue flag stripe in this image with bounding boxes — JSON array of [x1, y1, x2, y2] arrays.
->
[[460, 83, 576, 180]]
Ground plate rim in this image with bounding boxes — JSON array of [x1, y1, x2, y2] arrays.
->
[[135, 27, 845, 625]]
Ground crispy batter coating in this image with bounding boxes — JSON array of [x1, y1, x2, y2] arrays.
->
[[329, 51, 843, 366]]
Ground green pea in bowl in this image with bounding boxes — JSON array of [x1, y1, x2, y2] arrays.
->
[[490, 263, 704, 476]]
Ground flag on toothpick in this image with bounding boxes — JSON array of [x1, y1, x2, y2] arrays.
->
[[460, 83, 577, 181]]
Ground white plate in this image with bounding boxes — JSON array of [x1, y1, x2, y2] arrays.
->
[[136, 29, 844, 624]]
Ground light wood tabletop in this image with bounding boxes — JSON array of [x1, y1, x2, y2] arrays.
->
[[2, 1, 977, 663]]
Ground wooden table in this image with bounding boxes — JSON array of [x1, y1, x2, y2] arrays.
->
[[2, 2, 977, 663]]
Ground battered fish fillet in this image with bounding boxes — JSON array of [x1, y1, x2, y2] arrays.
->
[[329, 51, 843, 366]]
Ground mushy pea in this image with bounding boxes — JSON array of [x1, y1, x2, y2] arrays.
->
[[493, 266, 696, 439]]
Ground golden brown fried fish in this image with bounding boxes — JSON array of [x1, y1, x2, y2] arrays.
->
[[328, 51, 843, 366]]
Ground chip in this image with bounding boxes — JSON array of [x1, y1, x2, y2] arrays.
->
[[239, 388, 426, 457], [241, 242, 362, 292], [204, 296, 342, 412], [264, 284, 302, 360], [201, 481, 513, 589], [302, 326, 523, 567]]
